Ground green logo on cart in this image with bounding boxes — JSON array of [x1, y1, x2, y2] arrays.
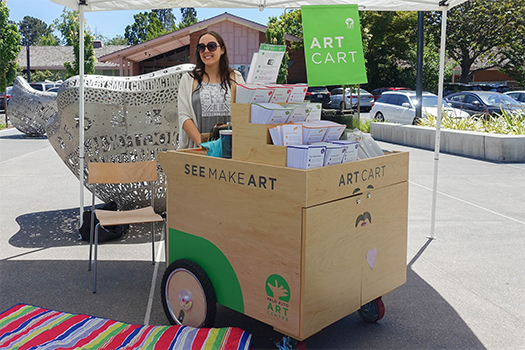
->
[[266, 274, 290, 302], [266, 274, 290, 321]]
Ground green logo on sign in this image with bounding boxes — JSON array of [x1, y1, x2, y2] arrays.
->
[[265, 274, 290, 302]]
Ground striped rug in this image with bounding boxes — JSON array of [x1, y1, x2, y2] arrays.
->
[[0, 304, 252, 350]]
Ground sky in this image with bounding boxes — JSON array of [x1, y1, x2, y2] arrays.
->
[[6, 0, 287, 40]]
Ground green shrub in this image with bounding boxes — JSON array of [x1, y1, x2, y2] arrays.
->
[[417, 110, 525, 135]]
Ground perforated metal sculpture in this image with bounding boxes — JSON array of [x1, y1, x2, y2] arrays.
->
[[45, 64, 195, 212], [8, 77, 58, 136]]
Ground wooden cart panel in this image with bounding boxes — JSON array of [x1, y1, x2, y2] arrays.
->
[[301, 182, 408, 339]]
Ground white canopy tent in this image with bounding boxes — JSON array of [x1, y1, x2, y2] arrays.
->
[[48, 0, 468, 238]]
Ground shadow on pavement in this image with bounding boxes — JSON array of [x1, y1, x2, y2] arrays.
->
[[0, 133, 47, 140], [0, 256, 485, 350], [10, 207, 163, 248]]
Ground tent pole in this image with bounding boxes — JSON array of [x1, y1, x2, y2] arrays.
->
[[78, 2, 86, 226], [429, 7, 448, 240]]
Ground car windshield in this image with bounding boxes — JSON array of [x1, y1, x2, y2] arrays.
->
[[410, 95, 452, 108], [346, 88, 370, 95], [308, 87, 327, 92], [478, 93, 517, 105]]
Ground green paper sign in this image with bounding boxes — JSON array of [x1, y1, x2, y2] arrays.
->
[[302, 5, 367, 86]]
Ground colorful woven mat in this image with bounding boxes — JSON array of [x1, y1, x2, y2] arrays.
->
[[0, 304, 252, 350]]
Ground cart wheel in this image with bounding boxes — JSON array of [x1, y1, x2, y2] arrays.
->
[[358, 297, 385, 323], [161, 259, 216, 328]]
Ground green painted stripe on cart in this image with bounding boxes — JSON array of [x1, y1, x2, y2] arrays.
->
[[168, 228, 244, 313]]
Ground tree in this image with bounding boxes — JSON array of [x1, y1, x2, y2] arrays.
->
[[280, 9, 303, 51], [54, 8, 95, 77], [125, 11, 167, 45], [360, 11, 418, 89], [266, 16, 289, 84], [498, 37, 525, 87], [37, 32, 60, 46], [265, 10, 302, 83], [0, 2, 21, 124], [29, 70, 61, 82], [153, 9, 176, 31], [427, 0, 525, 83], [106, 35, 128, 46], [178, 8, 197, 29], [18, 16, 51, 45]]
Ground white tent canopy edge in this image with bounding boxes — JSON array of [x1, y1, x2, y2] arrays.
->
[[47, 0, 468, 238], [50, 0, 466, 12]]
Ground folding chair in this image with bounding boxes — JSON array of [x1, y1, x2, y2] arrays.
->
[[87, 160, 165, 293]]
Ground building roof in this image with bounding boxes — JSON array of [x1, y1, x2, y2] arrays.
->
[[17, 45, 129, 70], [98, 12, 299, 64]]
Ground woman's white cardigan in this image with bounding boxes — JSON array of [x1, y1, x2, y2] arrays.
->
[[177, 70, 245, 149]]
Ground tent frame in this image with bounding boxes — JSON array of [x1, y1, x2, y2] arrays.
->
[[58, 0, 459, 238]]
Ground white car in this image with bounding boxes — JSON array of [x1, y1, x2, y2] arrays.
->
[[330, 87, 374, 111], [370, 90, 470, 125], [504, 91, 525, 105]]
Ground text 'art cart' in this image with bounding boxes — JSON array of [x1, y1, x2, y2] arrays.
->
[[157, 103, 409, 341]]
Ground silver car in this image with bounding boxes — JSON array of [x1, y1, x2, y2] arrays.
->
[[371, 90, 470, 125], [504, 91, 525, 105], [330, 87, 374, 111]]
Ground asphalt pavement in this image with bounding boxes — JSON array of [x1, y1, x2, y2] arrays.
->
[[1, 125, 524, 350]]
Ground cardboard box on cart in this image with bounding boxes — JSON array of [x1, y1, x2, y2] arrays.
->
[[158, 104, 408, 340]]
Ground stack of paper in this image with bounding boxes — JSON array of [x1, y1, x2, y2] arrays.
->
[[269, 124, 303, 146], [311, 142, 347, 166], [305, 103, 322, 121], [314, 120, 346, 142], [293, 122, 328, 144], [282, 103, 309, 123], [251, 103, 294, 124], [285, 84, 308, 103], [236, 83, 274, 103], [286, 144, 326, 169], [267, 85, 293, 103], [331, 140, 360, 162]]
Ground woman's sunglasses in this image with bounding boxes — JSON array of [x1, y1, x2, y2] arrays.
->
[[196, 42, 221, 53]]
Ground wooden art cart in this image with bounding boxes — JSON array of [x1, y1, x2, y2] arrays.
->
[[157, 103, 409, 341]]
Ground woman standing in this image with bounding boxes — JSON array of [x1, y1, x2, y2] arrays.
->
[[177, 31, 245, 149]]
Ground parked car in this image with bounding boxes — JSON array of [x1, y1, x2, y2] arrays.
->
[[0, 86, 12, 111], [370, 87, 411, 101], [330, 87, 374, 111], [470, 83, 511, 93], [503, 91, 525, 104], [304, 86, 331, 109], [443, 82, 482, 96], [370, 90, 470, 125], [444, 91, 523, 117], [29, 81, 60, 92]]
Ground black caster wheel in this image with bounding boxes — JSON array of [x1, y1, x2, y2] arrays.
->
[[358, 296, 385, 323], [161, 259, 216, 327]]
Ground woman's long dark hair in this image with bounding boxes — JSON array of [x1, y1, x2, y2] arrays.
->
[[190, 31, 233, 94]]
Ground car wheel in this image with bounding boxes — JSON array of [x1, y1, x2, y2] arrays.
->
[[374, 112, 385, 122], [412, 116, 421, 125], [340, 101, 346, 110]]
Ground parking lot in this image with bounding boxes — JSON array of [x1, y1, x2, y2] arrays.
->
[[1, 124, 525, 349]]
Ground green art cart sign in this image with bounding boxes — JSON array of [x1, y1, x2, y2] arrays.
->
[[302, 5, 367, 86]]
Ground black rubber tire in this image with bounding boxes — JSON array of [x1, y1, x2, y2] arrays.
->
[[161, 259, 216, 328], [374, 112, 385, 122], [358, 297, 385, 323], [412, 116, 421, 125], [340, 101, 346, 110]]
